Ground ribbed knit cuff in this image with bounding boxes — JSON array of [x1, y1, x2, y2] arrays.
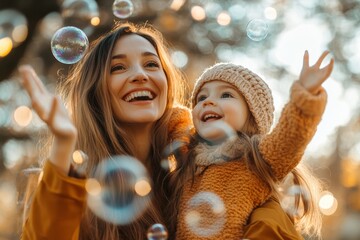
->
[[42, 160, 87, 202]]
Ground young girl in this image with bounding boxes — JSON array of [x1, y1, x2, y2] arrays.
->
[[18, 22, 192, 240], [172, 51, 334, 239]]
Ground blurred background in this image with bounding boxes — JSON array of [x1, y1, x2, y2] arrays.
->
[[0, 0, 360, 239]]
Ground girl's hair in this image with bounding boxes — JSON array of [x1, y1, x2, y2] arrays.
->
[[23, 22, 188, 239], [169, 113, 323, 238]]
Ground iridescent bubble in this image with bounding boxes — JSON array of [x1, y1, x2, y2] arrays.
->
[[112, 0, 134, 19], [246, 18, 269, 41], [51, 26, 89, 64], [147, 223, 168, 240], [87, 155, 152, 225], [185, 191, 226, 237]]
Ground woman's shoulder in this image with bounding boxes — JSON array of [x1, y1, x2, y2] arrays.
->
[[243, 197, 304, 240]]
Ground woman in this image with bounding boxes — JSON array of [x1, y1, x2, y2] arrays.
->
[[19, 22, 191, 240]]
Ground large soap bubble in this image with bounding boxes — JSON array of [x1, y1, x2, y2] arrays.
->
[[86, 155, 152, 225], [51, 26, 89, 64]]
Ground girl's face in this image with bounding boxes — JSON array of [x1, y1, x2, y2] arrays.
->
[[108, 34, 168, 126], [192, 80, 250, 142]]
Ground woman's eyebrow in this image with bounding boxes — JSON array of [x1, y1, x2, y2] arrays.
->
[[111, 52, 159, 60]]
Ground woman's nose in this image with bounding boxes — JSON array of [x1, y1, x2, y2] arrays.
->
[[130, 66, 149, 83]]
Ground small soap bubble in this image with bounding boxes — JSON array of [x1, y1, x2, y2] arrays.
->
[[246, 18, 269, 41], [51, 26, 89, 64], [112, 0, 134, 19], [147, 223, 168, 240], [87, 155, 152, 225], [185, 191, 226, 237]]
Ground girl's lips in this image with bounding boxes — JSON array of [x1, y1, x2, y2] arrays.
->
[[201, 111, 223, 122]]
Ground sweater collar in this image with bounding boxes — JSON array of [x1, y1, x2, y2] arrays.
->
[[193, 135, 246, 166]]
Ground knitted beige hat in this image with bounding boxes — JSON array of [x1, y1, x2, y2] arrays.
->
[[191, 63, 274, 134]]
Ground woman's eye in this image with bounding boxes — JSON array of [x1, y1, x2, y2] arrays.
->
[[110, 65, 126, 73], [145, 61, 160, 68], [221, 92, 233, 98]]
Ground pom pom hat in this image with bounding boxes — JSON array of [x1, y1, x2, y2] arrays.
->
[[191, 63, 275, 134]]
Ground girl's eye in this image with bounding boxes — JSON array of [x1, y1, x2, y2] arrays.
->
[[197, 95, 207, 102], [110, 65, 126, 73], [221, 92, 233, 98]]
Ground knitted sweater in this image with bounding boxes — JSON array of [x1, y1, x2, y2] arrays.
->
[[176, 81, 327, 240]]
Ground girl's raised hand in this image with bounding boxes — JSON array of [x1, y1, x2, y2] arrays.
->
[[299, 50, 334, 95], [18, 65, 77, 173]]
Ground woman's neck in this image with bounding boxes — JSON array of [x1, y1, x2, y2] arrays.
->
[[122, 123, 153, 163]]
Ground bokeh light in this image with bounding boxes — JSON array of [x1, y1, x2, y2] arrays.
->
[[0, 37, 13, 57], [61, 0, 99, 35], [319, 191, 338, 216], [0, 9, 28, 47], [191, 6, 206, 21], [13, 106, 32, 127]]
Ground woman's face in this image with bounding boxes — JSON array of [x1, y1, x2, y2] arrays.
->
[[108, 34, 168, 125]]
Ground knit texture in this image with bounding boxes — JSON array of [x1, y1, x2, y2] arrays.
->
[[191, 63, 274, 134], [176, 81, 327, 240]]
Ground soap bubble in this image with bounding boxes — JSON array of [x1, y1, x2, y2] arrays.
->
[[113, 0, 134, 19], [87, 155, 152, 225], [51, 26, 89, 64], [185, 191, 226, 237], [246, 18, 269, 41], [147, 223, 168, 240]]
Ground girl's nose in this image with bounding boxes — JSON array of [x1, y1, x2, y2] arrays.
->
[[202, 98, 216, 106]]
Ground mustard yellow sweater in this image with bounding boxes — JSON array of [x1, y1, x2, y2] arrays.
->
[[175, 81, 327, 240], [21, 106, 192, 240]]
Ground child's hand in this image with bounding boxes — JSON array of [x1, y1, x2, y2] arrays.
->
[[299, 50, 334, 95], [18, 65, 77, 140]]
